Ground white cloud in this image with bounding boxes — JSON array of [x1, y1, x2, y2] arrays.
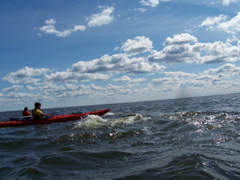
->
[[113, 75, 146, 83], [152, 71, 196, 85], [43, 38, 165, 84], [46, 52, 165, 83], [120, 36, 153, 55], [26, 85, 38, 91], [38, 6, 114, 38], [39, 19, 86, 37], [192, 63, 240, 86], [195, 74, 212, 80], [135, 8, 147, 12], [4, 66, 51, 77], [196, 41, 240, 64], [152, 77, 176, 85], [140, 0, 170, 7], [195, 74, 226, 86], [40, 84, 88, 98], [105, 84, 132, 95], [71, 53, 165, 74], [202, 63, 240, 75], [163, 71, 196, 78], [87, 6, 114, 27], [6, 92, 35, 102], [222, 0, 238, 6], [219, 13, 240, 34], [73, 25, 87, 32], [164, 33, 197, 46], [148, 33, 200, 63], [2, 85, 23, 92], [140, 0, 160, 7], [200, 14, 228, 28], [45, 72, 110, 83], [89, 84, 105, 91], [200, 12, 240, 35], [148, 44, 199, 64], [40, 83, 134, 101], [148, 33, 240, 64], [151, 63, 240, 95], [2, 77, 41, 84], [191, 63, 240, 87], [2, 67, 52, 84]]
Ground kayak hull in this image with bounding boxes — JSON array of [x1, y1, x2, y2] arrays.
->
[[0, 109, 110, 128]]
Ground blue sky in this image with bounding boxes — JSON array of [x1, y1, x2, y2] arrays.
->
[[1, 0, 240, 111]]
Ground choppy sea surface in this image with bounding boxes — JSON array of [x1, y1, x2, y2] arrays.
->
[[0, 93, 240, 180]]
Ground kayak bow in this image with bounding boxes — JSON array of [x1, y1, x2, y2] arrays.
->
[[0, 109, 110, 128]]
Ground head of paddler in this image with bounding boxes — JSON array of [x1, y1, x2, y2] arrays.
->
[[34, 102, 41, 109]]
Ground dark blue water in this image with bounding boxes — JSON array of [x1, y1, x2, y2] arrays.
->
[[0, 93, 240, 179]]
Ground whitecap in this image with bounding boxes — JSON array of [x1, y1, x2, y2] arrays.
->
[[72, 115, 108, 129]]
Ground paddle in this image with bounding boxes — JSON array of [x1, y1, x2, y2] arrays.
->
[[42, 112, 56, 119]]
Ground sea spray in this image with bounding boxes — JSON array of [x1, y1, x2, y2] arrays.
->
[[73, 115, 108, 129], [73, 114, 150, 129]]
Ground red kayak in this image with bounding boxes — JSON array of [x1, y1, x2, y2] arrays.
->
[[0, 109, 110, 128]]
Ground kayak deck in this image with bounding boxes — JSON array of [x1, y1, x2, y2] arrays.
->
[[0, 109, 110, 128]]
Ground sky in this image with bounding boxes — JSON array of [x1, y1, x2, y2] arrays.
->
[[1, 0, 240, 111]]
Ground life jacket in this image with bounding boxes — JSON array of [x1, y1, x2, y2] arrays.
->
[[32, 108, 43, 119], [22, 111, 31, 116]]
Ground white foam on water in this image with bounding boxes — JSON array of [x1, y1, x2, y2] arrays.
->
[[72, 114, 150, 129], [73, 115, 108, 129], [108, 114, 150, 126]]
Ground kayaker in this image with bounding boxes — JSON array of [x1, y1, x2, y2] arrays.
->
[[22, 107, 31, 116], [32, 102, 53, 119]]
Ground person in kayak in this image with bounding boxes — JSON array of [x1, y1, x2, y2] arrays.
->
[[22, 107, 31, 116], [32, 102, 53, 119]]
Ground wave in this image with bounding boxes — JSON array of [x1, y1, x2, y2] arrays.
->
[[72, 114, 151, 130]]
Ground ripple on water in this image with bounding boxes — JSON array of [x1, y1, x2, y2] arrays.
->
[[1, 95, 240, 179]]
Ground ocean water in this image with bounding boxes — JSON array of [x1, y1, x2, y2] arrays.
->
[[0, 93, 240, 180]]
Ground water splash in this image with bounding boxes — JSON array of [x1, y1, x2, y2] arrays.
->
[[109, 114, 148, 126], [72, 114, 150, 129], [73, 115, 108, 129]]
